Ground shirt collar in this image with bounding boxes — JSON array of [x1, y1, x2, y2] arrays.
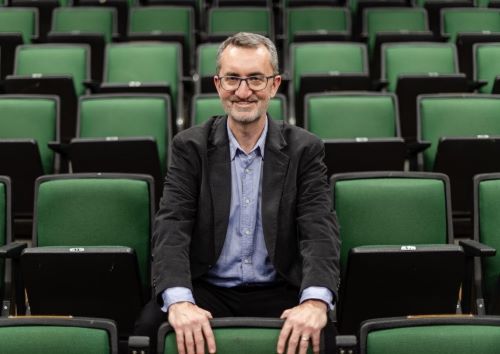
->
[[227, 117, 268, 160]]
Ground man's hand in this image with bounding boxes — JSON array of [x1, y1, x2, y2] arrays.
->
[[168, 302, 216, 354], [277, 300, 328, 354]]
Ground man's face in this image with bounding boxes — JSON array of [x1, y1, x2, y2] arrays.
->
[[214, 45, 281, 125]]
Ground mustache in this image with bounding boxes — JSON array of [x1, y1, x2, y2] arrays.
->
[[229, 96, 258, 103]]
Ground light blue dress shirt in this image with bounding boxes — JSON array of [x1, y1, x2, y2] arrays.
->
[[162, 119, 333, 312]]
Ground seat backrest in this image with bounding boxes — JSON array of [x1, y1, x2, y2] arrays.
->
[[33, 174, 153, 289], [305, 92, 399, 139], [196, 42, 218, 79], [286, 7, 349, 43], [0, 177, 11, 305], [332, 172, 452, 268], [78, 94, 171, 173], [104, 42, 181, 111], [364, 8, 428, 54], [51, 7, 116, 43], [474, 43, 500, 93], [0, 317, 118, 354], [0, 7, 37, 43], [291, 42, 368, 96], [360, 316, 500, 354], [382, 42, 458, 92], [0, 96, 58, 174], [14, 44, 90, 96], [474, 174, 500, 309], [191, 93, 286, 126], [418, 95, 500, 170], [207, 7, 272, 38], [442, 8, 500, 43]]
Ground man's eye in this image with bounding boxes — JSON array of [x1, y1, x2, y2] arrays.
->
[[225, 77, 239, 84], [248, 77, 264, 83]]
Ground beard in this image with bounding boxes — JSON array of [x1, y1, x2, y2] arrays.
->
[[223, 95, 267, 124]]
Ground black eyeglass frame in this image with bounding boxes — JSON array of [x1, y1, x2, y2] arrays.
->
[[216, 75, 277, 91]]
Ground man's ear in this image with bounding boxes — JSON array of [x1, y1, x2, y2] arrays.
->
[[214, 75, 222, 95], [271, 75, 282, 97]]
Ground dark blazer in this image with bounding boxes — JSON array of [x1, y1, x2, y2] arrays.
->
[[152, 116, 340, 301]]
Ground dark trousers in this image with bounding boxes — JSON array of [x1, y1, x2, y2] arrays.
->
[[134, 280, 337, 353]]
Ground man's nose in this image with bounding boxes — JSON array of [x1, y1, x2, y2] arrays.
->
[[235, 79, 253, 98]]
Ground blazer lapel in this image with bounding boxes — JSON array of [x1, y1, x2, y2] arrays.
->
[[262, 119, 289, 262], [207, 116, 232, 258]]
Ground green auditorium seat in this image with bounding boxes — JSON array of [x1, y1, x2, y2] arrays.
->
[[289, 42, 370, 127], [474, 43, 500, 93], [101, 42, 183, 132], [0, 7, 37, 79], [128, 6, 195, 75], [196, 42, 219, 93], [0, 317, 118, 354], [346, 316, 500, 354], [0, 176, 13, 315], [23, 173, 154, 336], [190, 93, 287, 126], [381, 42, 468, 141], [304, 92, 405, 177], [158, 318, 318, 354]]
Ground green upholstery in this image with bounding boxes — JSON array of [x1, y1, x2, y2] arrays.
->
[[15, 44, 89, 96], [128, 6, 194, 58], [34, 176, 152, 289], [0, 317, 116, 354], [474, 43, 500, 93], [442, 8, 500, 43], [208, 7, 272, 37], [477, 177, 500, 307], [104, 42, 181, 112], [364, 8, 428, 55], [79, 95, 170, 173], [0, 7, 37, 43], [418, 96, 500, 170], [0, 97, 57, 174], [362, 318, 500, 354], [191, 94, 285, 125], [333, 174, 450, 268], [305, 93, 397, 139], [291, 42, 367, 95], [51, 7, 116, 43], [197, 43, 218, 78], [383, 43, 457, 92], [286, 7, 349, 43]]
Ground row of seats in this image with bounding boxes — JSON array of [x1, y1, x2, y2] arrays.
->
[[1, 171, 500, 351]]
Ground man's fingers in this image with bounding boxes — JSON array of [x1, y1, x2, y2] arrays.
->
[[312, 331, 321, 354], [193, 327, 205, 354], [277, 322, 292, 354], [175, 329, 186, 354], [286, 330, 301, 354], [280, 309, 291, 319], [298, 334, 310, 354], [202, 320, 216, 354], [184, 330, 196, 354]]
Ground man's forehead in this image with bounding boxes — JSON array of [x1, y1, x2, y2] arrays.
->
[[219, 44, 273, 74]]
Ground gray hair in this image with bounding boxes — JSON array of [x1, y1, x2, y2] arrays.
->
[[216, 32, 279, 75]]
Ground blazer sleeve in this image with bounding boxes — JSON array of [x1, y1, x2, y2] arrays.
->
[[296, 138, 341, 299]]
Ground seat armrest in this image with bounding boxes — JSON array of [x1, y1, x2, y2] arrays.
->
[[469, 80, 488, 91], [84, 80, 101, 93], [373, 79, 388, 91], [48, 141, 70, 157], [128, 335, 150, 354], [336, 335, 357, 353], [459, 239, 496, 257], [406, 140, 431, 155], [0, 242, 28, 259]]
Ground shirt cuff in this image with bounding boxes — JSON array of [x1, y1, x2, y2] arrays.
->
[[161, 287, 196, 313], [300, 286, 334, 310]]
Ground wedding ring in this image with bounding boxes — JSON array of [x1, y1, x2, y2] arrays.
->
[[301, 336, 309, 341]]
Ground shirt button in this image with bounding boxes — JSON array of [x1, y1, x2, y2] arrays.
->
[[245, 168, 251, 174], [245, 198, 250, 204], [244, 229, 250, 235], [244, 259, 251, 264]]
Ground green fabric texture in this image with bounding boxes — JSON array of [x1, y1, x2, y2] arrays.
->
[[0, 8, 36, 43], [366, 325, 500, 354], [105, 43, 180, 109], [287, 7, 348, 42], [442, 9, 500, 43], [198, 43, 218, 77], [334, 178, 448, 268], [51, 7, 115, 42], [293, 43, 366, 94], [208, 8, 271, 35], [479, 180, 500, 305], [306, 95, 396, 139], [0, 98, 57, 173], [79, 96, 169, 173], [419, 97, 500, 169], [15, 45, 88, 96], [365, 8, 428, 55], [193, 96, 284, 125], [35, 178, 151, 288], [0, 326, 110, 353], [129, 6, 193, 55], [164, 328, 313, 354], [384, 43, 456, 92], [475, 44, 500, 93]]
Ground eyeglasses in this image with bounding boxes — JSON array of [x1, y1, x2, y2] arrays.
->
[[217, 75, 276, 91]]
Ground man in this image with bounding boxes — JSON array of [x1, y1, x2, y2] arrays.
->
[[135, 32, 340, 354]]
